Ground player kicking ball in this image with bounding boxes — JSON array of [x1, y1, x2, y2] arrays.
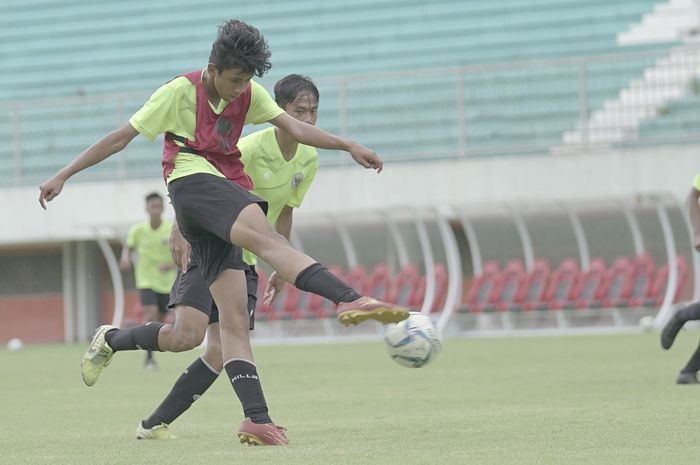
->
[[134, 74, 325, 441], [39, 20, 408, 445]]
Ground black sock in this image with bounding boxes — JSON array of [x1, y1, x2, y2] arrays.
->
[[677, 302, 700, 322], [142, 357, 219, 429], [294, 263, 361, 305], [682, 340, 700, 374], [105, 322, 164, 352], [145, 351, 154, 362], [225, 359, 271, 424]]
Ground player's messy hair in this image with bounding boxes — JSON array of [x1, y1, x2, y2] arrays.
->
[[274, 74, 320, 108], [209, 20, 272, 77], [145, 192, 163, 203]]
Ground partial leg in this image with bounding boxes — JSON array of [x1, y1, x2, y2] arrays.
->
[[210, 269, 287, 445], [81, 306, 208, 387], [661, 302, 700, 350], [230, 204, 408, 325], [141, 303, 159, 369], [677, 340, 700, 384], [137, 322, 222, 439]]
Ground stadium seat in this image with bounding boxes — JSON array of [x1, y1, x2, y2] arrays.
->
[[389, 264, 425, 309], [572, 258, 608, 309], [462, 261, 501, 313], [599, 256, 636, 308], [641, 255, 689, 306], [363, 263, 393, 302], [518, 260, 552, 311], [620, 254, 656, 307], [493, 259, 527, 312], [346, 265, 368, 296], [543, 258, 580, 310]]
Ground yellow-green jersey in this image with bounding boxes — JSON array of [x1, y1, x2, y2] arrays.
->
[[126, 220, 176, 294], [693, 170, 700, 191], [128, 72, 284, 185], [239, 127, 319, 265]]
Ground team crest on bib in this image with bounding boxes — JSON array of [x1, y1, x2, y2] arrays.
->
[[291, 172, 304, 190]]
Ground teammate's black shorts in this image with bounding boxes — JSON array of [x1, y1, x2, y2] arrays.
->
[[168, 256, 259, 330], [139, 289, 170, 314], [167, 173, 267, 286]]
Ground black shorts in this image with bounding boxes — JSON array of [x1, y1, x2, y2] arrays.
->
[[167, 173, 267, 286], [168, 255, 259, 330], [139, 289, 170, 314]]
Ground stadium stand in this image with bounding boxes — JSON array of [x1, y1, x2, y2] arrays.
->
[[457, 254, 688, 315], [244, 252, 688, 320], [0, 0, 672, 184]]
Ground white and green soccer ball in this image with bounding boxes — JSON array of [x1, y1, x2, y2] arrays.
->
[[384, 312, 442, 368]]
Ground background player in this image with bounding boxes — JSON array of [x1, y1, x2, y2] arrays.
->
[[119, 192, 176, 370]]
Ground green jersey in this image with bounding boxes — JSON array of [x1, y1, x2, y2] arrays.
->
[[238, 127, 319, 265], [126, 220, 176, 294]]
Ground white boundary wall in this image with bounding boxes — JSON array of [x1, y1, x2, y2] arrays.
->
[[1, 143, 698, 245]]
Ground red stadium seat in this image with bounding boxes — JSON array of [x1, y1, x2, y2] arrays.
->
[[572, 258, 608, 309], [543, 258, 580, 309], [493, 259, 527, 311], [363, 263, 393, 302], [346, 265, 368, 294], [600, 256, 636, 307], [462, 261, 501, 313], [389, 264, 425, 309], [519, 260, 551, 311], [272, 282, 301, 320], [643, 255, 689, 306], [624, 254, 656, 307]]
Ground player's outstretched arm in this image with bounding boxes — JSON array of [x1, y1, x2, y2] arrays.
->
[[38, 123, 139, 209], [688, 187, 700, 251], [269, 112, 383, 173]]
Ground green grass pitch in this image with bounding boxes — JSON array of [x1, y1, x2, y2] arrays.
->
[[3, 331, 700, 465]]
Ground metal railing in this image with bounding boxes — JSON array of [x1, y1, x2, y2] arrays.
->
[[3, 45, 700, 186]]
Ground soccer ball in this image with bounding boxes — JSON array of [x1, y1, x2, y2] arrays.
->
[[639, 315, 655, 332], [384, 312, 442, 368], [6, 338, 23, 352]]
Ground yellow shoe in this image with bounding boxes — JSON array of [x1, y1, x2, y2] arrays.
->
[[136, 422, 176, 440], [81, 325, 116, 386]]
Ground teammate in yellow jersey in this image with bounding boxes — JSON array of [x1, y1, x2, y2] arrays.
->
[[135, 74, 320, 440], [38, 18, 408, 447], [660, 170, 700, 384], [119, 192, 177, 371]]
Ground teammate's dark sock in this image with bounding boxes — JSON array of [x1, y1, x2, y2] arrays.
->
[[681, 340, 700, 374], [145, 350, 154, 362], [294, 262, 362, 304], [225, 359, 271, 424], [142, 357, 219, 429], [677, 302, 700, 322], [105, 322, 164, 352]]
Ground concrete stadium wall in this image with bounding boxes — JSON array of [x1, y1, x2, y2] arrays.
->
[[1, 143, 698, 245]]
